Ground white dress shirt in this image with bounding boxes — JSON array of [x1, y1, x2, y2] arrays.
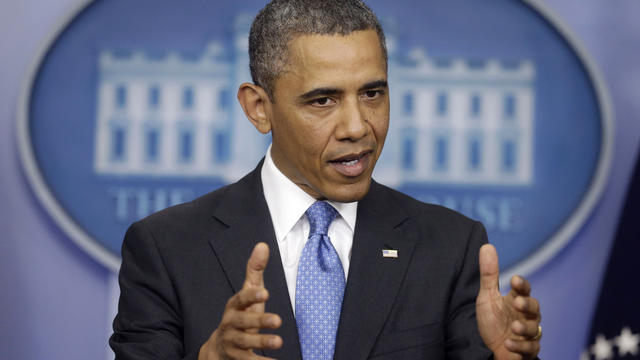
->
[[261, 145, 357, 314]]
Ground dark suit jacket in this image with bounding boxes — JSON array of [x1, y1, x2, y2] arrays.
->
[[110, 163, 493, 359]]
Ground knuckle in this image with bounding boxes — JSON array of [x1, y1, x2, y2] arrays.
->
[[526, 339, 537, 352], [233, 335, 249, 350], [238, 313, 259, 329], [226, 293, 241, 309], [240, 315, 253, 329], [220, 311, 236, 329], [236, 290, 250, 307], [235, 332, 257, 350], [219, 320, 230, 332], [238, 288, 263, 308], [224, 329, 247, 350], [220, 329, 234, 346]]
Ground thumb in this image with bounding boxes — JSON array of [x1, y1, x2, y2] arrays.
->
[[244, 242, 270, 288], [478, 244, 500, 293]]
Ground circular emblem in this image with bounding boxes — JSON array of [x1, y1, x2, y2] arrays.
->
[[18, 0, 612, 277]]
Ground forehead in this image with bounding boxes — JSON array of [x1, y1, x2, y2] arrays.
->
[[277, 30, 387, 92]]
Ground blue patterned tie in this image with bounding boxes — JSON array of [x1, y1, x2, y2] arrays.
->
[[296, 201, 345, 360]]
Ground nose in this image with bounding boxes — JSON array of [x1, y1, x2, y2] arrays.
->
[[335, 97, 368, 141]]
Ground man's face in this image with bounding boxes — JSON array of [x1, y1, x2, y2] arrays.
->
[[266, 29, 389, 202]]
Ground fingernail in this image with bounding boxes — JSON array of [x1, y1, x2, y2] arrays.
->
[[267, 316, 277, 326], [269, 336, 280, 347], [505, 339, 515, 349], [256, 290, 266, 301]]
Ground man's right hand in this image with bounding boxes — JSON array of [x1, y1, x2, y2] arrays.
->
[[198, 242, 283, 360]]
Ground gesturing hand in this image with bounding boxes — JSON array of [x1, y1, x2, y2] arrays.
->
[[476, 244, 541, 360], [198, 243, 283, 360]]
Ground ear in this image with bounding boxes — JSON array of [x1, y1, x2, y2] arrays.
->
[[237, 83, 272, 134]]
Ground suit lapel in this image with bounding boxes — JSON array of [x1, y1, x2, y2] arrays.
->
[[207, 163, 302, 358], [334, 182, 416, 360], [207, 171, 415, 360]]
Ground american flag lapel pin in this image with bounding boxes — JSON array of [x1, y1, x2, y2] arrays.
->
[[382, 249, 398, 258]]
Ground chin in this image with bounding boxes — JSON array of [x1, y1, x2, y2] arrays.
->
[[324, 179, 372, 203]]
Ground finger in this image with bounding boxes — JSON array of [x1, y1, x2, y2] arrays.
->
[[227, 287, 269, 311], [224, 347, 277, 360], [511, 320, 541, 339], [504, 338, 540, 357], [479, 244, 500, 293], [221, 328, 283, 351], [244, 242, 270, 288], [513, 296, 541, 319], [226, 311, 282, 330], [510, 275, 531, 297]]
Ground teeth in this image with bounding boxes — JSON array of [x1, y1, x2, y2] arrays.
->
[[342, 159, 358, 166]]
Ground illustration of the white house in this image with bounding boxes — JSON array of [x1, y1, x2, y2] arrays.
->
[[94, 16, 535, 186]]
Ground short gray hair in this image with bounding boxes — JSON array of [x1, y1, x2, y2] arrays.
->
[[249, 0, 387, 100]]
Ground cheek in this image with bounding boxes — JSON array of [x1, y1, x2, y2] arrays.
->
[[298, 135, 328, 164], [378, 119, 390, 141], [376, 104, 391, 138], [364, 101, 389, 129], [298, 116, 335, 154], [279, 123, 327, 172], [369, 112, 389, 143]]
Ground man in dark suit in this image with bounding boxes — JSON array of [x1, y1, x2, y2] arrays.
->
[[110, 1, 542, 359]]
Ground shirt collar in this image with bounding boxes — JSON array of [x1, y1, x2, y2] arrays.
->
[[261, 145, 357, 243]]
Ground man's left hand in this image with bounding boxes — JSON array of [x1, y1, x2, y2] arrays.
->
[[476, 244, 541, 360]]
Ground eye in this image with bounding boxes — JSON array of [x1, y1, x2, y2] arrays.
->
[[310, 97, 335, 107], [362, 89, 384, 100]]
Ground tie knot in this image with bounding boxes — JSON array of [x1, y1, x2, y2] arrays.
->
[[306, 201, 338, 236]]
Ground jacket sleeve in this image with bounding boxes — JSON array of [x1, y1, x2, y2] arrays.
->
[[109, 221, 200, 360], [444, 221, 541, 360], [444, 221, 493, 360]]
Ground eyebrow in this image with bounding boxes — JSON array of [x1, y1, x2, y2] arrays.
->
[[297, 87, 343, 102], [359, 79, 388, 92], [296, 79, 388, 102]]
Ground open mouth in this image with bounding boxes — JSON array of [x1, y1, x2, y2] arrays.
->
[[330, 150, 370, 164], [329, 150, 372, 177]]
